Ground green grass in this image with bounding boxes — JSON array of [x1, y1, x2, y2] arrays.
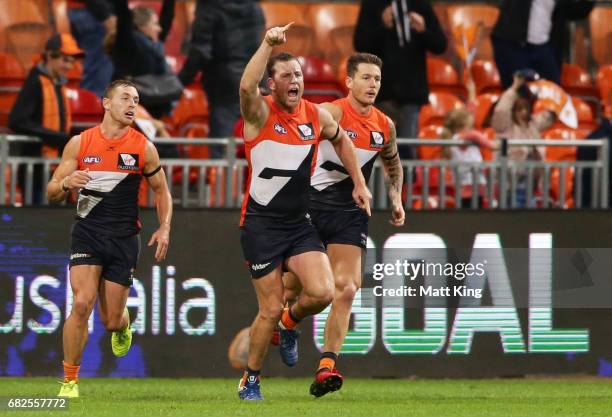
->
[[2, 377, 612, 417]]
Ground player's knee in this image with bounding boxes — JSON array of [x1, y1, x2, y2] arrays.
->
[[335, 280, 358, 305], [71, 299, 94, 321], [258, 305, 283, 324], [101, 314, 124, 332], [309, 285, 334, 308]]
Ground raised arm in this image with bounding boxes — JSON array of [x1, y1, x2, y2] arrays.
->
[[318, 105, 372, 215], [381, 119, 405, 226], [240, 23, 293, 139], [144, 141, 172, 262], [46, 136, 90, 203]]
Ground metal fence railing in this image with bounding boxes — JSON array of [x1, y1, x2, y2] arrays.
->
[[1, 135, 608, 209]]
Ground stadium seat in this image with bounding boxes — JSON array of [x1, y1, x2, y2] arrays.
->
[[67, 88, 103, 133], [308, 3, 359, 68], [417, 125, 444, 160], [446, 5, 499, 61], [560, 63, 598, 99], [589, 6, 612, 66], [0, 52, 26, 89], [426, 57, 465, 97], [171, 87, 209, 136], [474, 93, 499, 129], [418, 92, 464, 128], [299, 56, 343, 103], [260, 2, 314, 57], [470, 60, 502, 95]]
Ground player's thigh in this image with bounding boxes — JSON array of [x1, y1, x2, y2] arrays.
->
[[286, 251, 334, 297], [327, 243, 363, 290], [252, 266, 284, 318], [69, 264, 102, 308], [282, 272, 303, 295], [98, 279, 130, 322]]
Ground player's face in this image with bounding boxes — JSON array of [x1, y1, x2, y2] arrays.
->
[[269, 60, 304, 110], [347, 63, 381, 106], [104, 86, 139, 126]]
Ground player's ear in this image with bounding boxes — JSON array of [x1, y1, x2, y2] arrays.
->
[[267, 77, 275, 91], [345, 75, 352, 90], [102, 97, 111, 112]]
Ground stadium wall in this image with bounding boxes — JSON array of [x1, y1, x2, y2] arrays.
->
[[1, 208, 612, 378]]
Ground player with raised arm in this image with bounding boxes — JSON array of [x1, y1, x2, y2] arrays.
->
[[237, 24, 372, 400], [47, 79, 172, 398]]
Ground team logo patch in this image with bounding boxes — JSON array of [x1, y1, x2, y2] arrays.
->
[[273, 123, 287, 135], [82, 155, 101, 164], [297, 123, 315, 141], [370, 131, 385, 149], [346, 129, 358, 140], [117, 153, 140, 171]]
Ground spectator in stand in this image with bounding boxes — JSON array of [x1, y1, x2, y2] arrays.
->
[[8, 34, 84, 203], [107, 0, 177, 118], [491, 73, 556, 207], [68, 0, 115, 97], [491, 0, 595, 89], [441, 76, 497, 208], [178, 0, 264, 158], [354, 0, 447, 159]]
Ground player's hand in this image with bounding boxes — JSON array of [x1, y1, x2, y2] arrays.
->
[[381, 6, 394, 29], [389, 200, 405, 227], [265, 23, 293, 47], [64, 168, 91, 190], [353, 182, 372, 217], [409, 12, 426, 33], [148, 224, 170, 262]]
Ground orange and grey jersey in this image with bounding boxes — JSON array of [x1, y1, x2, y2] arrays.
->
[[310, 97, 391, 210], [240, 96, 322, 226], [75, 126, 147, 236]]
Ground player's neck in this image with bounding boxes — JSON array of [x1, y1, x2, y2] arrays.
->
[[100, 117, 130, 140], [347, 94, 372, 117]]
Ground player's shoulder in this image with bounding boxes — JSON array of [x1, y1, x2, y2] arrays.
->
[[318, 101, 343, 122]]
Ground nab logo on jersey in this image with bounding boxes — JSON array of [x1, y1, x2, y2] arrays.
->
[[273, 123, 287, 135], [346, 129, 358, 140], [297, 123, 315, 141], [370, 131, 385, 149], [82, 155, 101, 164], [117, 153, 140, 171]]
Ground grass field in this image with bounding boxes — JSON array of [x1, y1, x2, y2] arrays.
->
[[2, 377, 612, 417]]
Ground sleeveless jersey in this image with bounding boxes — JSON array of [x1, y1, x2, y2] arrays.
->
[[75, 125, 147, 236], [310, 97, 391, 210], [240, 96, 321, 225]]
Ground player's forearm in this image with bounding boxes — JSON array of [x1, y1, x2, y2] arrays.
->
[[383, 157, 403, 205], [154, 188, 173, 230], [46, 178, 68, 203], [334, 136, 367, 188], [239, 42, 273, 95]]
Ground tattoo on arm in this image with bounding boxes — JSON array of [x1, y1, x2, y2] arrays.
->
[[381, 121, 403, 201]]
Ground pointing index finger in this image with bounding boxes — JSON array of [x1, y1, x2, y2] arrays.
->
[[280, 22, 294, 32]]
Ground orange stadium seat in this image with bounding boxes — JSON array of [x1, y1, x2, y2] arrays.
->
[[67, 88, 103, 133], [589, 6, 612, 66], [308, 3, 359, 68], [470, 60, 502, 95], [427, 57, 465, 97], [171, 87, 209, 136], [300, 56, 342, 103], [0, 52, 25, 127], [474, 93, 499, 129], [561, 63, 598, 99], [418, 92, 464, 128], [417, 125, 444, 160], [260, 2, 314, 57], [446, 5, 499, 61]]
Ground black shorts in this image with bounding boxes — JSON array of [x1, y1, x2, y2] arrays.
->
[[69, 223, 140, 287], [310, 208, 369, 249], [240, 216, 325, 279]]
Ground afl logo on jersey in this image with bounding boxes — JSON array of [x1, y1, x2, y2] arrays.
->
[[117, 153, 140, 171], [273, 123, 287, 135], [346, 129, 358, 140], [82, 155, 101, 164], [370, 131, 385, 149], [297, 123, 315, 141]]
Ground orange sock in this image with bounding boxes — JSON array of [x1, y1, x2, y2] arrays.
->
[[318, 357, 336, 371], [63, 361, 80, 383], [280, 307, 299, 330]]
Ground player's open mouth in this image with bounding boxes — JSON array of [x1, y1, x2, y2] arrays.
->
[[366, 91, 376, 98], [288, 88, 299, 98], [124, 111, 135, 119]]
